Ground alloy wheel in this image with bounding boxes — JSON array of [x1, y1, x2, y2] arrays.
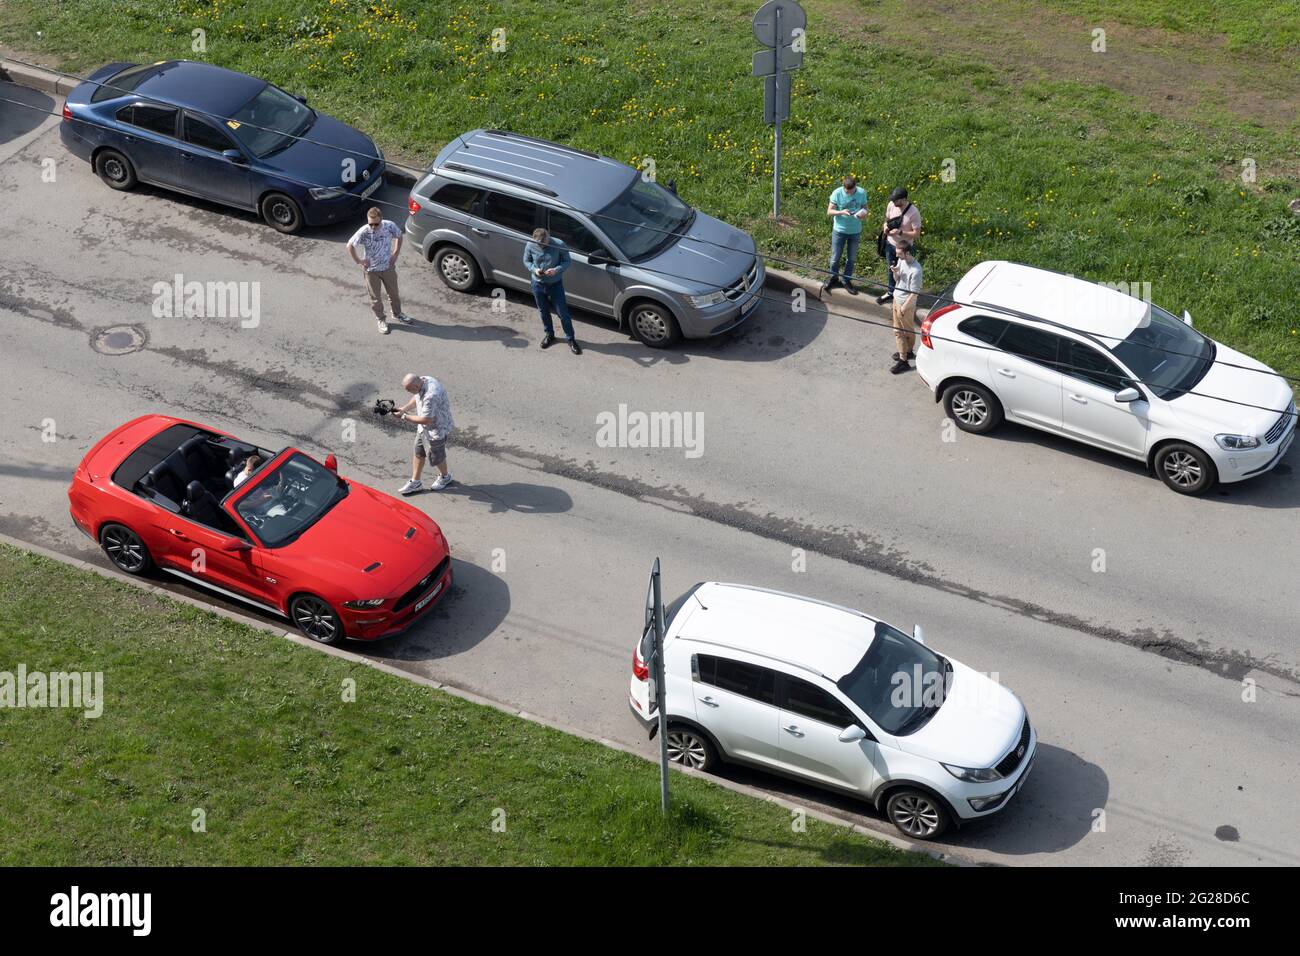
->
[[951, 390, 989, 427], [293, 596, 339, 643], [1162, 451, 1202, 488], [439, 252, 471, 286], [666, 730, 709, 769], [102, 526, 146, 573], [890, 793, 942, 838]]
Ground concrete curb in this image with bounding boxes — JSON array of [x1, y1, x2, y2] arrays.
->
[[0, 56, 78, 97], [0, 531, 969, 866], [765, 264, 930, 326]]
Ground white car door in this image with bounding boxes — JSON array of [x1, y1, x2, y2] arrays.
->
[[692, 654, 782, 770], [1059, 340, 1151, 457], [987, 323, 1065, 431], [776, 673, 878, 793]]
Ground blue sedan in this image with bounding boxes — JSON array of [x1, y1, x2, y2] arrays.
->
[[61, 60, 386, 233]]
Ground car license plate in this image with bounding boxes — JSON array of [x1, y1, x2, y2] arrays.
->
[[412, 579, 443, 614], [360, 175, 382, 198]]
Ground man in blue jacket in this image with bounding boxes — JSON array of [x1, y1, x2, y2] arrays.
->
[[522, 228, 582, 355]]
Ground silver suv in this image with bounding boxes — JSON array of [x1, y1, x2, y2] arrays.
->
[[404, 130, 765, 348]]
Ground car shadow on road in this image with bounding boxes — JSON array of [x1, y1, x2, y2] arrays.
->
[[0, 83, 53, 145], [359, 558, 508, 664], [713, 741, 1105, 859], [985, 421, 1300, 509]]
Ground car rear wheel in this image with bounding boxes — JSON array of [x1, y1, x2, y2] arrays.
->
[[290, 594, 343, 644], [99, 523, 152, 575], [94, 149, 137, 191], [433, 245, 481, 292], [627, 301, 682, 349], [942, 381, 1003, 434], [885, 789, 950, 840], [260, 192, 304, 234], [1154, 442, 1216, 495], [666, 725, 717, 771]]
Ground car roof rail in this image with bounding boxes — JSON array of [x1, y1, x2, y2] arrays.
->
[[481, 129, 601, 160], [970, 300, 1112, 351], [441, 162, 560, 198], [679, 637, 837, 684]]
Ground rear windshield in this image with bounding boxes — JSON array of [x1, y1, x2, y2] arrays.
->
[[91, 63, 164, 103], [640, 583, 703, 658]]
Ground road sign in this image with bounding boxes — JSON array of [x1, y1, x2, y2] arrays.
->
[[643, 558, 670, 814], [763, 74, 791, 123], [751, 44, 803, 77], [752, 0, 807, 47]]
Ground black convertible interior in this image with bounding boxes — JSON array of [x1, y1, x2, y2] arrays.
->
[[112, 424, 277, 535]]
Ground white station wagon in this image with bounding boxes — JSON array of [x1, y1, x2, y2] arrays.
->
[[916, 262, 1296, 494]]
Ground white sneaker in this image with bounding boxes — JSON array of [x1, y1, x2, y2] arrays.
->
[[429, 473, 453, 491], [398, 478, 421, 496], [377, 317, 390, 334], [396, 312, 414, 324]]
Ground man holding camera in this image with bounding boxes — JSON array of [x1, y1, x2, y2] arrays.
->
[[394, 372, 455, 495]]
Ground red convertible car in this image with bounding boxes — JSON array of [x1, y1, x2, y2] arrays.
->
[[68, 415, 452, 643]]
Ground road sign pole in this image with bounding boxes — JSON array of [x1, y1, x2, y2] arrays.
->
[[651, 559, 669, 814], [772, 5, 782, 218]]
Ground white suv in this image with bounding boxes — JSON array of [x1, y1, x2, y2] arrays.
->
[[628, 582, 1035, 840], [915, 261, 1296, 495]]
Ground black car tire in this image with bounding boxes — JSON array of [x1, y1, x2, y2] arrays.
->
[[627, 300, 682, 349], [885, 788, 951, 840], [99, 523, 152, 575], [942, 381, 1004, 434], [260, 192, 304, 234], [290, 594, 344, 644], [433, 245, 482, 292], [94, 149, 137, 191], [1154, 442, 1217, 495]]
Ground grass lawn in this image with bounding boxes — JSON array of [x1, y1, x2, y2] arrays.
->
[[0, 545, 928, 865], [1, 0, 1296, 378]]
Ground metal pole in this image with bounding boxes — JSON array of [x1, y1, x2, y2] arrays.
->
[[772, 5, 782, 219], [652, 560, 670, 814]]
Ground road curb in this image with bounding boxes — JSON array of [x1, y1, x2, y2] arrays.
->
[[0, 55, 77, 97], [764, 264, 929, 325], [0, 532, 968, 866]]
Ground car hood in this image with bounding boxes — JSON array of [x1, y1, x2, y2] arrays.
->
[[638, 210, 756, 293], [258, 112, 381, 187], [1167, 342, 1294, 437], [893, 659, 1025, 768], [274, 482, 445, 594]]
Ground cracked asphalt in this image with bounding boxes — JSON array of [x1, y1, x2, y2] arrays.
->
[[2, 84, 1298, 865]]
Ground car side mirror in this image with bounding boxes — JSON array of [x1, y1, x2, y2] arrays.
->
[[293, 93, 308, 105], [838, 724, 867, 743], [913, 624, 925, 645], [1114, 387, 1142, 403], [666, 178, 677, 195], [587, 251, 613, 267], [222, 149, 247, 164], [324, 453, 338, 473], [221, 536, 250, 552], [1181, 310, 1193, 327]]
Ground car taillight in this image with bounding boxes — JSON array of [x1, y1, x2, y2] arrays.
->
[[62, 104, 72, 122], [632, 649, 649, 682], [407, 197, 421, 215], [922, 302, 960, 348]]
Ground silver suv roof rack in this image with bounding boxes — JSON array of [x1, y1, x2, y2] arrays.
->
[[440, 162, 559, 198]]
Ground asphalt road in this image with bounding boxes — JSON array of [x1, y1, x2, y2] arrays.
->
[[2, 84, 1298, 865]]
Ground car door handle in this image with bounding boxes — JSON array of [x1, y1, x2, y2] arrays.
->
[[471, 227, 489, 235], [168, 529, 189, 540], [1069, 394, 1088, 404], [179, 151, 194, 160], [783, 724, 805, 737], [698, 696, 719, 708], [996, 368, 1016, 378]]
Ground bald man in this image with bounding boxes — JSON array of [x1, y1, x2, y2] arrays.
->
[[394, 372, 455, 495]]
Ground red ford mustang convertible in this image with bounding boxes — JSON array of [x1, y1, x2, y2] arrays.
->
[[68, 415, 452, 643]]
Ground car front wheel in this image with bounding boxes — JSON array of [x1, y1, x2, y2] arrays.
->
[[99, 523, 152, 574], [942, 381, 1003, 434], [665, 725, 717, 771], [433, 245, 481, 292], [290, 594, 344, 644], [885, 789, 950, 840], [94, 149, 137, 191], [627, 301, 683, 349], [260, 192, 304, 234], [1154, 442, 1216, 495]]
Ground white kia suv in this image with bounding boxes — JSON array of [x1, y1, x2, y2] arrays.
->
[[915, 261, 1296, 494], [628, 582, 1035, 840]]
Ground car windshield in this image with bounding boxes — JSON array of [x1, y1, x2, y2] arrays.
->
[[234, 453, 346, 547], [1111, 303, 1214, 399], [837, 622, 949, 736], [227, 84, 314, 158], [596, 177, 693, 261]]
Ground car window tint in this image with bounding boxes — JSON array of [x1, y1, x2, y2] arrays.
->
[[958, 316, 1008, 345], [998, 322, 1061, 366], [480, 192, 540, 234], [548, 211, 605, 256], [696, 654, 776, 705], [183, 114, 234, 153], [782, 675, 857, 727], [1063, 340, 1128, 390], [124, 104, 179, 138], [432, 182, 481, 213]]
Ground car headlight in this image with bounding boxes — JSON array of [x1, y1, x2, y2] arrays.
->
[[1215, 433, 1260, 450], [342, 598, 385, 609], [310, 185, 348, 200], [688, 290, 728, 308], [941, 762, 1001, 783]]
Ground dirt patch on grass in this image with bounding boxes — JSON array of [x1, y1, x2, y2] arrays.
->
[[830, 0, 1300, 133]]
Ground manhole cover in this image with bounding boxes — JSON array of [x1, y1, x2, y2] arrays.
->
[[91, 325, 146, 355]]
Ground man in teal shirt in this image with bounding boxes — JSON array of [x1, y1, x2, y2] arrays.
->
[[822, 175, 868, 295]]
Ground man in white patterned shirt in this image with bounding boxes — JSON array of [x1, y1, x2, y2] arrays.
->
[[347, 206, 413, 334], [395, 372, 455, 494]]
